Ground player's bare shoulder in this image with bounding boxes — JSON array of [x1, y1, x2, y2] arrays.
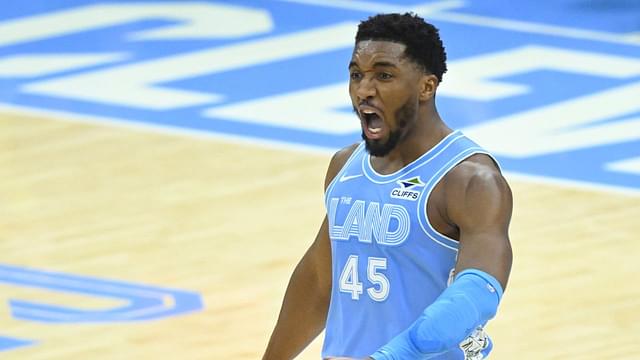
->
[[444, 153, 513, 227], [324, 143, 360, 189], [447, 154, 507, 190]]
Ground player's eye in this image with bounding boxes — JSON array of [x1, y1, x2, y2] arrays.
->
[[350, 71, 362, 81], [378, 72, 393, 80]]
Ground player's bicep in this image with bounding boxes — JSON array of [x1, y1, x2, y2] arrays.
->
[[450, 170, 513, 289], [305, 216, 332, 291]]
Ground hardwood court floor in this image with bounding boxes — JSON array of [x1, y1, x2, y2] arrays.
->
[[1, 111, 639, 359]]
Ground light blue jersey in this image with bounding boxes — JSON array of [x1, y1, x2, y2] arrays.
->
[[322, 131, 495, 359]]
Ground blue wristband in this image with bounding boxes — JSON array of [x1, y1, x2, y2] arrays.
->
[[371, 269, 503, 359]]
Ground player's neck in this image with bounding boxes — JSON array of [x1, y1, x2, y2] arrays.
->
[[371, 112, 451, 174]]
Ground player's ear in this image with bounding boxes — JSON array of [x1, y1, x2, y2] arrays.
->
[[419, 74, 439, 101]]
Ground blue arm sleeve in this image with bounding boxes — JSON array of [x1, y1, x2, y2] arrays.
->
[[370, 269, 503, 360]]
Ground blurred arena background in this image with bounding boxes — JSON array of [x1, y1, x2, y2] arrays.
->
[[1, 1, 639, 358]]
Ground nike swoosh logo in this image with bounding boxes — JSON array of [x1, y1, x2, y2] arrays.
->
[[339, 174, 363, 182]]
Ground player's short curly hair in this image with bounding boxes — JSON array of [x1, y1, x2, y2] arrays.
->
[[355, 13, 448, 82]]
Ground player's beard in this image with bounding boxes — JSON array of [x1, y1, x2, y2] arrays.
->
[[362, 98, 415, 157]]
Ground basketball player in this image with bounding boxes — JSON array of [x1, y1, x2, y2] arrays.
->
[[263, 13, 513, 360]]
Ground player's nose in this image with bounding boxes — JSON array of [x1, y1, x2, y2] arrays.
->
[[355, 77, 376, 101]]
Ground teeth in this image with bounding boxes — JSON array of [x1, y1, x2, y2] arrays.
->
[[362, 109, 375, 114]]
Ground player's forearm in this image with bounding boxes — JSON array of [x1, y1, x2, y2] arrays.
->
[[263, 257, 331, 360], [371, 269, 502, 359]]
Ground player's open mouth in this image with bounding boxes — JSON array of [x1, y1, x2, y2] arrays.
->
[[359, 107, 385, 140]]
